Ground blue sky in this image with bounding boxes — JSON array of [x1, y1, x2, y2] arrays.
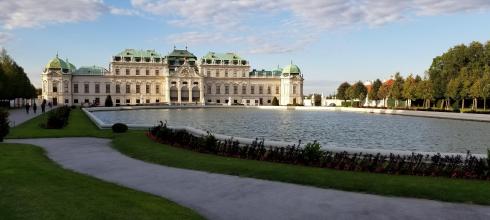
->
[[1, 0, 490, 94]]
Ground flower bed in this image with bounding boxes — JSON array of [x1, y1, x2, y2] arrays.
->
[[148, 122, 490, 180]]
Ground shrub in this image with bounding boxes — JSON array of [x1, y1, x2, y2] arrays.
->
[[112, 123, 128, 133], [105, 95, 114, 107], [302, 141, 322, 165], [0, 108, 9, 142], [45, 106, 71, 129], [272, 97, 279, 106]]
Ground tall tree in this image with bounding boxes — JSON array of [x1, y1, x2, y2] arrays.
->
[[470, 78, 481, 110], [352, 81, 367, 107], [416, 79, 433, 108], [390, 73, 404, 107], [368, 79, 382, 106], [377, 82, 391, 108], [402, 74, 417, 108], [336, 82, 351, 103]]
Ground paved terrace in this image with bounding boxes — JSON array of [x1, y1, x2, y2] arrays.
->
[[7, 137, 490, 220]]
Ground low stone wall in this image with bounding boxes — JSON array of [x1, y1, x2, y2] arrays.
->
[[82, 107, 487, 159]]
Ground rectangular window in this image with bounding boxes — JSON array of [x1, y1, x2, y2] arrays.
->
[[156, 85, 160, 94], [74, 99, 79, 104], [155, 70, 159, 75], [225, 85, 229, 94], [215, 85, 220, 94], [259, 85, 263, 94], [146, 99, 150, 103], [215, 70, 219, 77], [233, 85, 238, 94], [126, 69, 130, 75], [64, 82, 68, 92], [293, 85, 296, 94], [116, 84, 120, 94], [136, 85, 140, 93], [136, 99, 141, 104], [95, 84, 100, 93], [207, 85, 212, 94], [73, 84, 79, 93], [126, 99, 130, 104], [84, 84, 89, 93], [116, 99, 120, 104], [115, 69, 120, 75], [106, 84, 110, 93], [146, 84, 150, 94], [267, 86, 271, 94], [126, 84, 130, 94], [156, 99, 160, 103], [233, 71, 237, 77], [251, 85, 255, 94], [224, 70, 228, 77], [65, 99, 69, 104], [53, 85, 58, 93], [242, 71, 246, 77], [276, 86, 279, 94], [146, 69, 149, 75], [242, 85, 246, 94], [206, 70, 210, 77], [136, 69, 140, 75], [84, 99, 89, 103]]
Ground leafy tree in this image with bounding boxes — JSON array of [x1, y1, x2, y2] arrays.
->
[[416, 79, 434, 108], [105, 95, 114, 107], [470, 78, 482, 110], [446, 77, 462, 110], [481, 69, 490, 110], [377, 82, 391, 108], [271, 97, 279, 106], [368, 79, 382, 105], [346, 86, 355, 106], [390, 73, 404, 107], [403, 74, 417, 108], [336, 82, 351, 102], [352, 81, 367, 107]]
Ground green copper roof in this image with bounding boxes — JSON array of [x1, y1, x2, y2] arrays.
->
[[166, 49, 196, 60], [74, 65, 107, 76], [282, 63, 301, 75], [272, 65, 283, 76], [202, 52, 242, 61], [65, 59, 76, 72], [45, 55, 69, 70], [115, 49, 162, 58]]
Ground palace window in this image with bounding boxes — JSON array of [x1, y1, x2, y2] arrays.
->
[[95, 84, 100, 93], [126, 99, 130, 104], [207, 70, 210, 77], [267, 86, 271, 94], [116, 84, 120, 94], [242, 71, 246, 77], [293, 85, 296, 94], [233, 85, 238, 94], [146, 99, 150, 103], [106, 84, 110, 93], [233, 71, 237, 77], [126, 69, 130, 75], [276, 86, 279, 94], [136, 99, 140, 104], [115, 69, 120, 75], [224, 70, 228, 77], [136, 85, 140, 93], [224, 85, 229, 94], [207, 85, 211, 94], [215, 85, 220, 94], [156, 85, 160, 94], [125, 84, 130, 94], [65, 99, 69, 104], [251, 86, 255, 94], [156, 99, 160, 103], [155, 70, 159, 75], [64, 81, 69, 92], [116, 99, 120, 104], [146, 69, 149, 75], [146, 84, 150, 94], [215, 70, 219, 77], [259, 85, 263, 94], [73, 84, 79, 93], [53, 84, 58, 93], [84, 99, 89, 103], [136, 69, 140, 75], [84, 84, 89, 93], [74, 99, 79, 104], [242, 85, 246, 94]]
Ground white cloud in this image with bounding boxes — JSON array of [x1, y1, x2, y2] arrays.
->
[[131, 0, 490, 54], [0, 0, 106, 30], [0, 32, 11, 46], [109, 6, 141, 16]]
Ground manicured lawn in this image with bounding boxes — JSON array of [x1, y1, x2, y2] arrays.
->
[[0, 143, 204, 220], [7, 108, 112, 138], [113, 131, 490, 205]]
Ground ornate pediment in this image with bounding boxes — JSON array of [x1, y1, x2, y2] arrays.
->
[[173, 65, 200, 78]]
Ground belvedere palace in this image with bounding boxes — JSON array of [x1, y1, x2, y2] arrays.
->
[[41, 48, 304, 106]]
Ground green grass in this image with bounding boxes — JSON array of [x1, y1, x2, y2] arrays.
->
[[7, 108, 112, 138], [113, 132, 490, 205], [0, 143, 204, 220]]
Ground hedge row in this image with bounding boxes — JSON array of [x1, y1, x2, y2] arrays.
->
[[149, 122, 490, 180]]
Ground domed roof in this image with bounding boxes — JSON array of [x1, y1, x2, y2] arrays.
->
[[45, 55, 69, 70], [282, 63, 300, 75]]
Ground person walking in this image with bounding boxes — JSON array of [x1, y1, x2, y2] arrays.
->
[[33, 102, 37, 114], [25, 102, 30, 114], [41, 100, 46, 113]]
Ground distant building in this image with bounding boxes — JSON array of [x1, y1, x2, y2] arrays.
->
[[41, 48, 304, 106]]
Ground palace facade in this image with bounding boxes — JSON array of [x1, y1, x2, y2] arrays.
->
[[41, 48, 304, 106]]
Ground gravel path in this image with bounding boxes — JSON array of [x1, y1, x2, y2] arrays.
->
[[7, 137, 490, 220]]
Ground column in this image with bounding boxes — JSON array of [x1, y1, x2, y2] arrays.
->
[[165, 79, 171, 104], [188, 84, 192, 103], [200, 79, 204, 105], [177, 81, 181, 104]]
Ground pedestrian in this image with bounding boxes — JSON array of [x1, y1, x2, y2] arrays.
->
[[33, 102, 37, 114], [25, 102, 30, 114], [48, 102, 52, 109], [41, 99, 46, 113]]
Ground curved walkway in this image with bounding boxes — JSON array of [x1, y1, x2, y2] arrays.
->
[[7, 138, 490, 220]]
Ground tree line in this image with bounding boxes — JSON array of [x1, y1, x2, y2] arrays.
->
[[0, 48, 37, 107], [337, 41, 490, 111]]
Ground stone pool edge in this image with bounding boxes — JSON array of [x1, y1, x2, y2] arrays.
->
[[81, 107, 487, 159]]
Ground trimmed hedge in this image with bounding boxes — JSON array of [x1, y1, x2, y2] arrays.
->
[[149, 122, 490, 180], [45, 106, 71, 129], [112, 123, 128, 133]]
